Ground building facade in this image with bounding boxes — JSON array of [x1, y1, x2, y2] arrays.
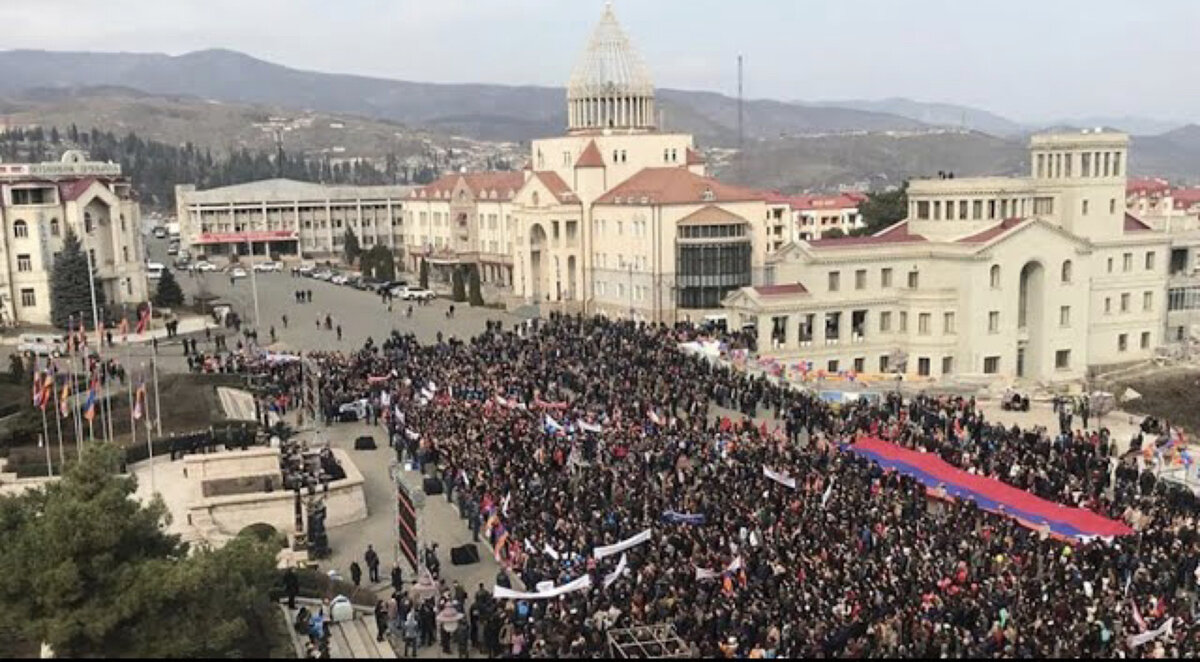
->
[[724, 130, 1172, 382], [176, 179, 414, 261], [0, 151, 148, 327]]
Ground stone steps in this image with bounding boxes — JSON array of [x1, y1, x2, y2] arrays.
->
[[282, 601, 395, 659]]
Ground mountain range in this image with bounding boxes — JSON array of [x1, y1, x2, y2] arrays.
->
[[1, 48, 1198, 191]]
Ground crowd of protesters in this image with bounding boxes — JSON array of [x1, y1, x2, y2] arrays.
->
[[247, 313, 1197, 657]]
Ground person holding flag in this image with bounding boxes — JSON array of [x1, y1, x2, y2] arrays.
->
[[136, 305, 151, 336], [133, 376, 147, 422]]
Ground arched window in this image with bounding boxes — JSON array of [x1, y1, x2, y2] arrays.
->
[[12, 219, 28, 238], [49, 219, 60, 237], [990, 265, 1001, 289], [1061, 260, 1073, 283]]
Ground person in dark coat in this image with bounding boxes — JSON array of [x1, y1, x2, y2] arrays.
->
[[374, 600, 389, 642], [391, 563, 405, 593], [283, 567, 300, 610], [350, 561, 363, 587], [365, 545, 381, 583]]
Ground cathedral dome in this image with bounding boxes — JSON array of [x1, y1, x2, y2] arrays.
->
[[566, 3, 656, 133]]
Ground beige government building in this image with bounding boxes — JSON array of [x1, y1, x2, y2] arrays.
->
[[172, 4, 1190, 383], [0, 151, 149, 326]]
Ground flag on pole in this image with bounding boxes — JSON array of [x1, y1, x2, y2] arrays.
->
[[59, 375, 72, 418], [136, 307, 150, 335], [83, 380, 99, 423], [133, 378, 147, 421], [31, 367, 44, 409], [38, 372, 53, 412]]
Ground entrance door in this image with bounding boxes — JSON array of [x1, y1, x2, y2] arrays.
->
[[1017, 346, 1026, 378]]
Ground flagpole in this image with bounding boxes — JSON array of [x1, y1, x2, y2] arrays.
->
[[52, 365, 65, 473], [151, 342, 163, 438], [82, 245, 111, 445], [40, 405, 51, 478], [141, 361, 157, 495], [127, 344, 136, 452]]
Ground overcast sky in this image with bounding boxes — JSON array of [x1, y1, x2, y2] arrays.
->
[[3, 0, 1196, 123]]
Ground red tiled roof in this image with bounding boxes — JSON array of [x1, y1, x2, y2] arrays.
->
[[754, 283, 809, 297], [409, 172, 525, 201], [1172, 188, 1200, 209], [766, 192, 865, 211], [594, 167, 767, 205], [1124, 213, 1154, 232], [957, 217, 1026, 244], [533, 171, 578, 203], [807, 221, 926, 248], [1127, 178, 1170, 195], [575, 140, 605, 168], [685, 148, 705, 166], [57, 177, 103, 202]]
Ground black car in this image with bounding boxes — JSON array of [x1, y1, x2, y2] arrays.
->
[[359, 278, 384, 292]]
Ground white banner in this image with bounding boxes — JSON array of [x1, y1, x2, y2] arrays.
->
[[695, 567, 720, 581], [763, 466, 797, 490], [604, 553, 628, 589], [594, 529, 652, 560], [579, 420, 604, 433], [493, 574, 592, 601], [1128, 618, 1174, 648]]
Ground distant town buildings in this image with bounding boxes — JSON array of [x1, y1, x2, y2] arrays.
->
[[0, 151, 148, 326]]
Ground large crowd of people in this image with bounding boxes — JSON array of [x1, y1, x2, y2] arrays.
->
[[249, 314, 1197, 658]]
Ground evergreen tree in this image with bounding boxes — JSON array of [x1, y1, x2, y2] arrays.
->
[[343, 229, 362, 266], [50, 229, 105, 330], [853, 182, 909, 236], [153, 269, 184, 308], [468, 264, 485, 306], [49, 127, 60, 144], [419, 259, 430, 290], [0, 444, 281, 658], [359, 245, 395, 281], [451, 266, 467, 302]]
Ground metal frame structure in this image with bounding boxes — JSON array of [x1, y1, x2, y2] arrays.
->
[[606, 624, 691, 659]]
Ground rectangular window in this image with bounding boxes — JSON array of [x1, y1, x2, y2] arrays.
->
[[1123, 253, 1133, 272], [879, 355, 891, 373], [1118, 334, 1128, 352], [1141, 332, 1151, 349], [1121, 293, 1130, 313], [916, 201, 930, 220], [20, 288, 36, 307], [880, 311, 892, 332], [1145, 252, 1156, 271], [828, 271, 840, 292], [1082, 199, 1089, 216], [881, 268, 893, 288], [988, 200, 996, 219], [855, 269, 866, 290], [827, 360, 839, 373], [1107, 257, 1114, 273], [973, 200, 983, 220], [1037, 154, 1045, 178], [907, 271, 919, 289], [1105, 297, 1112, 314], [918, 313, 931, 335], [918, 357, 931, 377], [933, 201, 942, 221], [942, 356, 954, 375], [899, 312, 908, 333], [988, 311, 1000, 334], [853, 357, 865, 374], [1056, 350, 1071, 369], [1060, 305, 1071, 327], [16, 254, 31, 272], [984, 356, 1000, 374], [943, 312, 955, 334], [1082, 153, 1091, 177], [1143, 291, 1153, 312], [959, 200, 968, 220]]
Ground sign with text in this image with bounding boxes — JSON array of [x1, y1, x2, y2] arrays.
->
[[196, 231, 298, 244]]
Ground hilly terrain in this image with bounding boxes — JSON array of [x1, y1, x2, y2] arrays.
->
[[0, 49, 932, 146]]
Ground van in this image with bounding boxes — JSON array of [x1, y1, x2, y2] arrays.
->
[[146, 262, 166, 279], [17, 333, 66, 358]]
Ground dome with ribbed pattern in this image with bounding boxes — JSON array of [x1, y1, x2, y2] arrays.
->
[[566, 3, 656, 133]]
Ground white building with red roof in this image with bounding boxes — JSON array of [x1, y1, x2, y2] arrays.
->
[[724, 130, 1172, 382], [0, 151, 148, 326]]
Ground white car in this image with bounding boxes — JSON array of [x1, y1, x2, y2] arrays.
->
[[297, 263, 316, 275], [330, 274, 349, 286], [230, 267, 248, 279], [17, 333, 66, 358], [152, 227, 168, 239], [313, 270, 333, 281], [193, 261, 218, 273], [399, 287, 435, 301], [253, 261, 282, 273]]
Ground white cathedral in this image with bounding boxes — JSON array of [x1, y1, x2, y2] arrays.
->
[[404, 3, 1170, 383]]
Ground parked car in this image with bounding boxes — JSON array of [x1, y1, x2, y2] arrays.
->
[[166, 244, 179, 256], [337, 399, 369, 422], [358, 278, 384, 292], [146, 261, 166, 279], [192, 261, 218, 273], [17, 333, 66, 358], [345, 275, 363, 289], [297, 263, 316, 276], [398, 286, 435, 301], [313, 270, 333, 281], [330, 273, 350, 286], [230, 267, 249, 280], [253, 261, 283, 273], [152, 227, 168, 239]]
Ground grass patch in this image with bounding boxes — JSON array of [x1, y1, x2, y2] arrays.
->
[[1108, 369, 1200, 437]]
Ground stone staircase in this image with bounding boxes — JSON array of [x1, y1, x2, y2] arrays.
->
[[281, 599, 395, 659]]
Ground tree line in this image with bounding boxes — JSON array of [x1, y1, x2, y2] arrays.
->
[[0, 125, 444, 210]]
